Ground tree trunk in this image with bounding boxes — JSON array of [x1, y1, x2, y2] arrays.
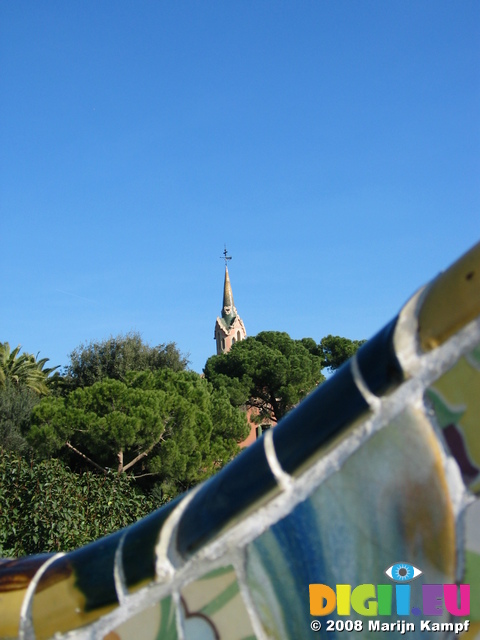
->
[[117, 450, 123, 474], [65, 441, 107, 474], [122, 438, 163, 473]]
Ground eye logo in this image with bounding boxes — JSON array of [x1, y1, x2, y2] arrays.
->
[[385, 562, 422, 583]]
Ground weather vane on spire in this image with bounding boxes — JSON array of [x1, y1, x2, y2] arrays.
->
[[220, 245, 232, 267]]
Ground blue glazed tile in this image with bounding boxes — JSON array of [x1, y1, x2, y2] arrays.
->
[[67, 530, 124, 610], [122, 495, 182, 591], [356, 317, 404, 396], [176, 438, 278, 558], [273, 361, 369, 475]]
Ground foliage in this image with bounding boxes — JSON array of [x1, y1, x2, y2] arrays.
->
[[0, 450, 156, 557], [62, 332, 189, 391], [0, 342, 58, 395], [29, 379, 169, 473], [0, 383, 39, 453], [28, 369, 249, 500], [204, 331, 325, 423], [317, 335, 367, 372], [129, 370, 249, 498]]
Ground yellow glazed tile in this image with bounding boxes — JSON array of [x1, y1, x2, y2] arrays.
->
[[0, 555, 68, 639], [0, 587, 26, 638], [32, 571, 117, 640], [418, 242, 480, 351]]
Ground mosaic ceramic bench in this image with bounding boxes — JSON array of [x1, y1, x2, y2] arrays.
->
[[1, 243, 479, 640]]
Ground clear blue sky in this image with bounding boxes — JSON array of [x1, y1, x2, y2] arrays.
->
[[1, 2, 479, 373]]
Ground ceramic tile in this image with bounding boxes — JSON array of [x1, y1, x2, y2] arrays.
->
[[176, 440, 277, 558], [180, 566, 256, 639], [31, 553, 119, 640], [0, 555, 50, 639], [122, 496, 182, 593], [272, 361, 370, 475], [246, 407, 456, 638], [418, 242, 480, 352], [426, 342, 480, 494], [104, 597, 177, 640], [356, 317, 404, 396]]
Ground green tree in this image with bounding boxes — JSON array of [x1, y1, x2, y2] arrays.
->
[[130, 370, 248, 497], [317, 335, 367, 372], [30, 379, 170, 474], [204, 331, 325, 424], [0, 383, 39, 453], [0, 451, 155, 557], [0, 342, 58, 395], [28, 369, 249, 500], [63, 332, 189, 390]]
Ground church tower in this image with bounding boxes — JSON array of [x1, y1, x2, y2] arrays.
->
[[214, 248, 247, 354]]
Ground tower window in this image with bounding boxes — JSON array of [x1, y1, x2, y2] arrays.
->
[[237, 331, 241, 341], [222, 338, 225, 350], [232, 337, 235, 344]]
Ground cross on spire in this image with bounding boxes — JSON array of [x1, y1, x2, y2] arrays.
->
[[220, 245, 232, 267]]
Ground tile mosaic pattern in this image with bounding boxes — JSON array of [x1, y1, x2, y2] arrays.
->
[[246, 407, 456, 639], [105, 597, 177, 640], [0, 242, 479, 640], [426, 344, 480, 495], [180, 566, 256, 639]]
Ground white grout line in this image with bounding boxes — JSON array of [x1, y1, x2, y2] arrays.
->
[[154, 484, 202, 582], [393, 285, 426, 377], [19, 552, 65, 640], [263, 428, 293, 492], [113, 533, 128, 605], [233, 549, 270, 640], [173, 590, 185, 640], [350, 353, 382, 410]]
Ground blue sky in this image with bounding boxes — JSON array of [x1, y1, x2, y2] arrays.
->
[[1, 2, 479, 373]]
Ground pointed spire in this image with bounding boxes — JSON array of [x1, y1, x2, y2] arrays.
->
[[223, 266, 234, 313], [220, 245, 235, 326]]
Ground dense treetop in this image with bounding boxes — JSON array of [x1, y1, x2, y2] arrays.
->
[[63, 332, 190, 390], [204, 331, 366, 424], [204, 332, 324, 424], [29, 369, 249, 500], [317, 335, 367, 372]]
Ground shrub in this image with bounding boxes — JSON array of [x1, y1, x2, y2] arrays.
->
[[0, 451, 157, 557]]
